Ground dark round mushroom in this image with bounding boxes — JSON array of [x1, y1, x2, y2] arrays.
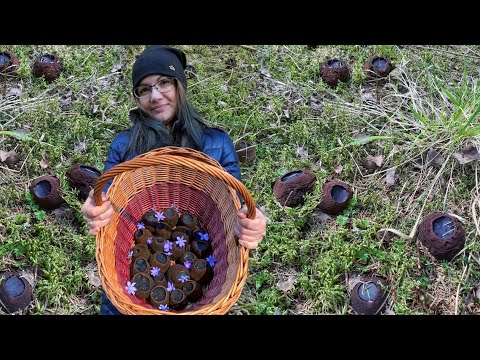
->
[[320, 59, 350, 88], [363, 56, 394, 78], [32, 54, 63, 82], [0, 271, 33, 313], [318, 179, 353, 215], [350, 276, 388, 315], [0, 51, 20, 74], [272, 169, 317, 207], [418, 212, 466, 261], [235, 140, 256, 163], [29, 175, 64, 210], [130, 272, 154, 299], [185, 64, 196, 79], [66, 163, 101, 201]]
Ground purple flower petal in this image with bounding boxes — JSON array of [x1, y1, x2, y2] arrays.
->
[[206, 255, 217, 268], [167, 282, 175, 292], [155, 211, 165, 222], [137, 222, 145, 230], [158, 304, 169, 312], [176, 236, 186, 248], [179, 275, 189, 283], [150, 267, 160, 277], [199, 232, 209, 241], [125, 281, 137, 295], [127, 250, 133, 259], [184, 261, 191, 269], [147, 237, 153, 244]]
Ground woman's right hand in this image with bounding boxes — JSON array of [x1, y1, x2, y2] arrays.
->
[[81, 189, 115, 235]]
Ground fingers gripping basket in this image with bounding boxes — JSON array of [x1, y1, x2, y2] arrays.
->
[[93, 146, 255, 315]]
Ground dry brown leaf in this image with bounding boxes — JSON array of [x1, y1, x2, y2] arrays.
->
[[0, 150, 10, 162], [385, 167, 396, 187], [453, 143, 480, 164], [276, 275, 295, 292], [426, 148, 445, 168], [367, 154, 384, 167], [334, 164, 343, 174], [39, 159, 49, 169], [87, 270, 101, 288]]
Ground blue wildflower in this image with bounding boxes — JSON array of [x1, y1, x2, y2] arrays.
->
[[184, 261, 191, 269], [125, 281, 137, 295], [127, 250, 133, 259], [167, 282, 175, 292], [155, 211, 165, 222], [179, 274, 189, 283], [150, 267, 161, 277], [137, 222, 145, 230], [176, 236, 186, 248], [158, 304, 169, 312], [198, 232, 209, 241], [206, 255, 217, 268], [164, 240, 173, 253], [147, 237, 153, 244]]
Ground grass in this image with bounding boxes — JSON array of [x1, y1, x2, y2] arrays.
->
[[1, 45, 480, 315]]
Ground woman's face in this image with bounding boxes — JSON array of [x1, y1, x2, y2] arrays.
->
[[134, 74, 178, 127]]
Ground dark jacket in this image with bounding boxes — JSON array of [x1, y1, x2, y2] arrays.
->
[[103, 127, 241, 188]]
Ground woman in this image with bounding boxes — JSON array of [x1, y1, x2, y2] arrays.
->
[[81, 45, 266, 314]]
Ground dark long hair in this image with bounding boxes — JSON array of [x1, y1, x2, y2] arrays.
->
[[123, 79, 209, 161]]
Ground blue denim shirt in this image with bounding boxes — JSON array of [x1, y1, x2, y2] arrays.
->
[[99, 126, 241, 315]]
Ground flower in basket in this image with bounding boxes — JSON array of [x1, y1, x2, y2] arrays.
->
[[125, 281, 137, 295], [147, 237, 153, 244], [176, 235, 186, 248], [127, 250, 133, 259], [137, 222, 145, 230], [167, 282, 175, 292], [150, 267, 161, 277], [184, 260, 191, 269], [198, 232, 209, 241], [164, 240, 173, 252], [155, 211, 165, 222], [179, 274, 189, 283], [170, 203, 180, 212], [158, 304, 169, 312], [206, 255, 217, 268]]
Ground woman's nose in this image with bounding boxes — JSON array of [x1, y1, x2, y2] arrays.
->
[[150, 87, 164, 101]]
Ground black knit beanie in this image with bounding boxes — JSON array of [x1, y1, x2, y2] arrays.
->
[[132, 45, 187, 89]]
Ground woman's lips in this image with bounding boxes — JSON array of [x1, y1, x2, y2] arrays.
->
[[152, 104, 167, 112]]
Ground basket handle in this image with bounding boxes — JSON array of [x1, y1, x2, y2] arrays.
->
[[93, 153, 257, 220]]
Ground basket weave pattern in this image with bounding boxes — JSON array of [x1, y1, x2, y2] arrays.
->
[[94, 147, 255, 315]]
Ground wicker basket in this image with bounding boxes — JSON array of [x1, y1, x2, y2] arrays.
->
[[93, 146, 256, 315]]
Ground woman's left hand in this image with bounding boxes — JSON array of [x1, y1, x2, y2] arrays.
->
[[234, 206, 266, 249]]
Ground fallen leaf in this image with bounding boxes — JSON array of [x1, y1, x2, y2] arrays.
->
[[39, 159, 49, 169], [74, 140, 87, 153], [87, 270, 101, 288], [7, 86, 22, 98], [111, 63, 123, 73], [0, 150, 10, 162], [276, 275, 295, 292], [92, 104, 99, 114], [384, 309, 396, 315], [334, 164, 343, 174], [283, 109, 290, 119], [260, 67, 272, 78], [0, 223, 5, 237], [19, 269, 36, 288], [59, 90, 72, 108], [453, 143, 480, 164], [385, 167, 396, 187], [361, 91, 375, 103], [347, 274, 362, 293], [220, 84, 228, 92], [217, 100, 227, 108], [426, 148, 444, 168], [367, 154, 384, 167]]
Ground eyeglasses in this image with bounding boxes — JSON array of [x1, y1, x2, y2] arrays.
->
[[133, 77, 175, 99]]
